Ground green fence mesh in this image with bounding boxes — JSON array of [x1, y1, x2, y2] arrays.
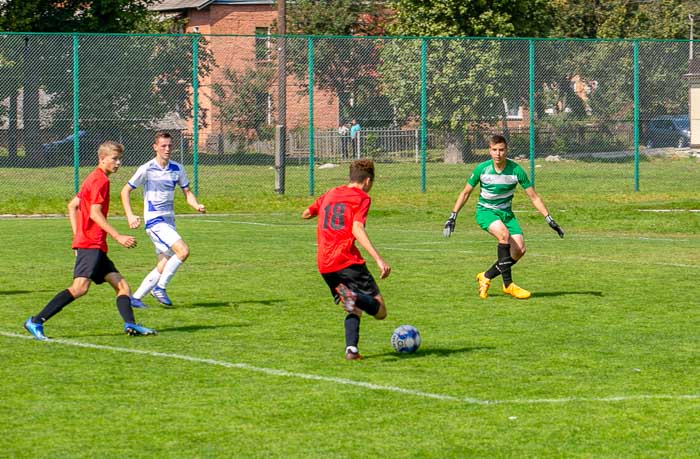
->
[[0, 33, 695, 209]]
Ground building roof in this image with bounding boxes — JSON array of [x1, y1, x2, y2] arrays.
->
[[149, 0, 273, 11]]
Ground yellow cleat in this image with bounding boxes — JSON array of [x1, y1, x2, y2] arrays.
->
[[476, 272, 491, 299], [502, 283, 531, 299]]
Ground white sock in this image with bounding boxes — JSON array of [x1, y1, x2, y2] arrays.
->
[[157, 256, 183, 289], [134, 268, 161, 299]]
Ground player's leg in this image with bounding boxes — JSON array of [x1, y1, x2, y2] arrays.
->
[[158, 238, 189, 288], [105, 271, 156, 336], [335, 265, 383, 318], [499, 218, 530, 299], [131, 252, 169, 308], [322, 272, 363, 360]]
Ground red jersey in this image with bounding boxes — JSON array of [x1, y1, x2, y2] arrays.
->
[[72, 168, 110, 252], [306, 185, 371, 274]]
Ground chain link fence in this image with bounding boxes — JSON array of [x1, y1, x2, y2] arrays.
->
[[0, 33, 696, 210]]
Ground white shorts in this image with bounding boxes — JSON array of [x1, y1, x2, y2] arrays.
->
[[146, 222, 182, 256]]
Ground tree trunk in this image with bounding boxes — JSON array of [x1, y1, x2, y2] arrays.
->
[[443, 129, 473, 163], [8, 88, 18, 159]]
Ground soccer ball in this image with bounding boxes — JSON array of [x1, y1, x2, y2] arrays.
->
[[390, 325, 421, 353]]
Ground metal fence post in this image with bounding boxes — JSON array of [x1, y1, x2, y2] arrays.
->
[[192, 33, 200, 196], [529, 39, 536, 186], [420, 38, 428, 193], [633, 40, 640, 192], [72, 34, 80, 193], [308, 36, 315, 196]]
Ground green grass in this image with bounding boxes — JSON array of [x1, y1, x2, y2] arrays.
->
[[1, 159, 699, 457]]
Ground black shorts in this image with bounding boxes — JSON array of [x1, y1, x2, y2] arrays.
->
[[73, 248, 119, 285], [322, 263, 380, 304]]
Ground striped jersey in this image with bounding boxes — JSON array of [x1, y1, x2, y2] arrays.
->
[[126, 159, 190, 228], [467, 159, 532, 211]]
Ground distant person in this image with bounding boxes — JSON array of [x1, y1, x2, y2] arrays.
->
[[338, 122, 350, 159], [24, 141, 156, 340], [121, 131, 206, 308], [350, 119, 361, 158], [302, 159, 390, 361], [443, 134, 564, 300]]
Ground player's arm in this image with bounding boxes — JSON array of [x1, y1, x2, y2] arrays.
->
[[524, 187, 564, 238], [90, 203, 137, 248], [444, 183, 475, 237], [302, 198, 321, 219], [120, 183, 141, 229], [352, 220, 391, 279], [67, 196, 80, 236], [301, 208, 315, 219], [182, 187, 206, 213]]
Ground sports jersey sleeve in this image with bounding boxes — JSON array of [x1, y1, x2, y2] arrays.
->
[[82, 176, 109, 206], [514, 163, 532, 189], [467, 162, 486, 187], [127, 163, 148, 189], [178, 165, 190, 189], [306, 194, 325, 217], [353, 195, 371, 224]]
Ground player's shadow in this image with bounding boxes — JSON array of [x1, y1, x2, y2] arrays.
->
[[156, 323, 251, 333], [531, 291, 603, 298], [63, 323, 248, 338], [370, 345, 494, 361], [0, 290, 32, 295], [186, 299, 286, 309]]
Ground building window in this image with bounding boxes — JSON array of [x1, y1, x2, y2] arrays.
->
[[255, 27, 272, 63]]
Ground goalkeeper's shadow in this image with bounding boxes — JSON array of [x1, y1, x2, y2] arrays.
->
[[531, 291, 604, 298]]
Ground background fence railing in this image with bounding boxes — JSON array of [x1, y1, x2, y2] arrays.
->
[[0, 32, 696, 205]]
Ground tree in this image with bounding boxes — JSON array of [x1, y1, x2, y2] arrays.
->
[[282, 0, 392, 126], [382, 0, 554, 161], [0, 0, 194, 165], [550, 0, 696, 40]]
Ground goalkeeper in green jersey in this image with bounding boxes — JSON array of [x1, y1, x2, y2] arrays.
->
[[443, 134, 564, 299]]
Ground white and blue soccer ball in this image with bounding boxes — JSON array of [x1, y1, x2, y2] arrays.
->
[[390, 325, 421, 353]]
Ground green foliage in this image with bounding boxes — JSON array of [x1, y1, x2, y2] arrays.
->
[[285, 0, 386, 36], [551, 0, 696, 39], [0, 0, 173, 33], [387, 0, 556, 38]]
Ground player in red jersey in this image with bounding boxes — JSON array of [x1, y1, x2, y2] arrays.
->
[[302, 159, 391, 360], [24, 141, 156, 340]]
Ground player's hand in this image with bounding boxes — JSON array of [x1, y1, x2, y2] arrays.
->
[[197, 204, 206, 213], [443, 212, 457, 238], [376, 257, 391, 279], [116, 234, 137, 248], [545, 214, 564, 238], [127, 214, 141, 229]]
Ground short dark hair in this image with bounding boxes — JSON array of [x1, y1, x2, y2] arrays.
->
[[154, 131, 172, 143], [489, 134, 508, 146], [349, 159, 374, 183]]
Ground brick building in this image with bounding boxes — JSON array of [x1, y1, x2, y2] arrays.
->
[[151, 0, 340, 149]]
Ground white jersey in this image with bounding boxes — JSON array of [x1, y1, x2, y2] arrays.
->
[[127, 159, 190, 229]]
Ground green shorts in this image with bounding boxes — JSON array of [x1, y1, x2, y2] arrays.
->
[[475, 206, 523, 235]]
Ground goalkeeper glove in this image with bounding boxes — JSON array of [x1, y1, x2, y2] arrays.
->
[[545, 214, 564, 238], [443, 212, 458, 238]]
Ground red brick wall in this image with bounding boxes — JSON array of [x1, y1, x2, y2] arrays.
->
[[183, 4, 339, 147]]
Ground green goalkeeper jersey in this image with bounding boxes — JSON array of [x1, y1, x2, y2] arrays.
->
[[467, 159, 532, 211]]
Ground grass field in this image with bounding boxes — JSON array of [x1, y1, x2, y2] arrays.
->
[[1, 158, 699, 457]]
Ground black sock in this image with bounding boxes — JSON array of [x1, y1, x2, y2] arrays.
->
[[355, 293, 380, 316], [496, 243, 515, 286], [484, 262, 500, 279], [116, 295, 135, 323], [34, 289, 75, 323], [344, 313, 360, 348]]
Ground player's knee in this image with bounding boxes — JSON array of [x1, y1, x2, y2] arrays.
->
[[374, 304, 387, 320], [69, 285, 88, 298]]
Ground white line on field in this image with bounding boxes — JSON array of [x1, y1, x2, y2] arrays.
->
[[3, 331, 698, 406]]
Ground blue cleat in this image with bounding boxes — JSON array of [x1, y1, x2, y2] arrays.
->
[[24, 317, 48, 341], [130, 297, 148, 309], [150, 286, 173, 307], [124, 323, 157, 336]]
